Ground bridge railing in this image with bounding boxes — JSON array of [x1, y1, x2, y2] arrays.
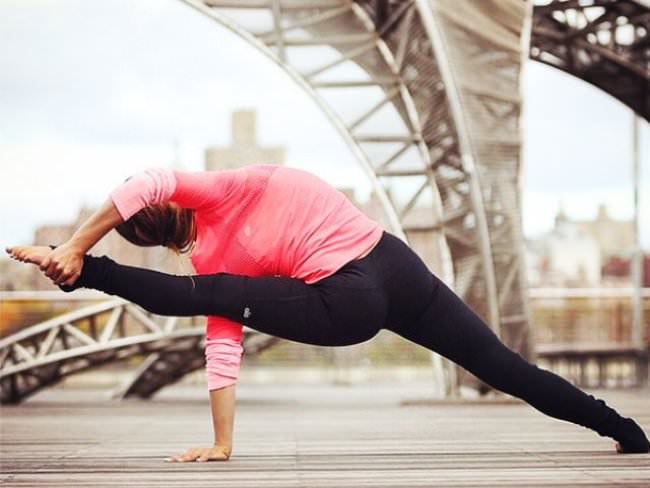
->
[[530, 287, 650, 388], [529, 287, 650, 344]]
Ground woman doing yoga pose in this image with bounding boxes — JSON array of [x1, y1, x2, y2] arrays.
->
[[6, 164, 650, 462]]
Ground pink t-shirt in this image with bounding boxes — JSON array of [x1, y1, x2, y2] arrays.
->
[[110, 164, 383, 390]]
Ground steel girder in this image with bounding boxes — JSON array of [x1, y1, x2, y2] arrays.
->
[[531, 0, 650, 121], [418, 0, 535, 365], [0, 299, 277, 404]]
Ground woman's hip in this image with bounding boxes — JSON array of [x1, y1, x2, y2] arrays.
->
[[316, 230, 439, 330]]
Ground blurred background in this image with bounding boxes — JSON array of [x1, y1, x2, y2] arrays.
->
[[1, 0, 648, 403]]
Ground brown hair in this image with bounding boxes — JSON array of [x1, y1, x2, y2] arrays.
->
[[115, 203, 197, 254]]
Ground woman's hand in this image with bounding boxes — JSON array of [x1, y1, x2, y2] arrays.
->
[[38, 242, 85, 286], [166, 445, 231, 462]]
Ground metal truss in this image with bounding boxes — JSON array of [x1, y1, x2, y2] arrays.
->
[[0, 299, 277, 404], [531, 0, 650, 121], [417, 0, 535, 363]]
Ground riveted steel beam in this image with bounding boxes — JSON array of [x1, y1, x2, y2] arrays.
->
[[531, 0, 650, 120]]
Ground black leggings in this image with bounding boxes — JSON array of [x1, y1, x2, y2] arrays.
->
[[67, 230, 649, 452]]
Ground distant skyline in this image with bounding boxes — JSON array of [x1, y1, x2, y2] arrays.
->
[[1, 0, 648, 251]]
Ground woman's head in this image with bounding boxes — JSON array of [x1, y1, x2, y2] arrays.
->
[[115, 203, 196, 254]]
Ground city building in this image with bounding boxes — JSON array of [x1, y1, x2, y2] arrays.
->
[[205, 110, 285, 170], [574, 204, 635, 261], [526, 207, 602, 287], [525, 203, 640, 287]]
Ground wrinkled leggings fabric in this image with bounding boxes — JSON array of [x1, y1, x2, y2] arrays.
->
[[66, 230, 649, 452]]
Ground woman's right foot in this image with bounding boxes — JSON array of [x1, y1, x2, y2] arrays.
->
[[614, 418, 650, 454]]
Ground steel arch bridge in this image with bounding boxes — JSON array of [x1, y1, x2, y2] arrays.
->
[[2, 0, 648, 404], [0, 298, 280, 404]]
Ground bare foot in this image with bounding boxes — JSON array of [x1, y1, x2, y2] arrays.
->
[[5, 245, 52, 266]]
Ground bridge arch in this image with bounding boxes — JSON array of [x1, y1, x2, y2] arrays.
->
[[0, 298, 279, 404]]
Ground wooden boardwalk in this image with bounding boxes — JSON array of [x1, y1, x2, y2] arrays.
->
[[1, 382, 649, 487]]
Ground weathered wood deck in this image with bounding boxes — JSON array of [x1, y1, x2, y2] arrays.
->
[[1, 383, 649, 487]]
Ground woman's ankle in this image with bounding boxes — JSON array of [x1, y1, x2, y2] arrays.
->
[[59, 255, 115, 293], [615, 418, 650, 454]]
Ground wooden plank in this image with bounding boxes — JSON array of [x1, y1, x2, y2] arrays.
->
[[0, 383, 649, 487]]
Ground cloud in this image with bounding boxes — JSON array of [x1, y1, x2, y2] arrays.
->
[[0, 140, 175, 245], [523, 62, 649, 193]]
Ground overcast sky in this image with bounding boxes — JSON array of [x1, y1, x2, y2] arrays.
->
[[1, 0, 648, 252]]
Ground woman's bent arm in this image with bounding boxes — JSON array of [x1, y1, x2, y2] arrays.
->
[[67, 197, 124, 253]]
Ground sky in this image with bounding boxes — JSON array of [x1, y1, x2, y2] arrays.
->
[[1, 0, 648, 251]]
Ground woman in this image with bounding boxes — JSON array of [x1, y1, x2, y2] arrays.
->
[[6, 164, 649, 462]]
